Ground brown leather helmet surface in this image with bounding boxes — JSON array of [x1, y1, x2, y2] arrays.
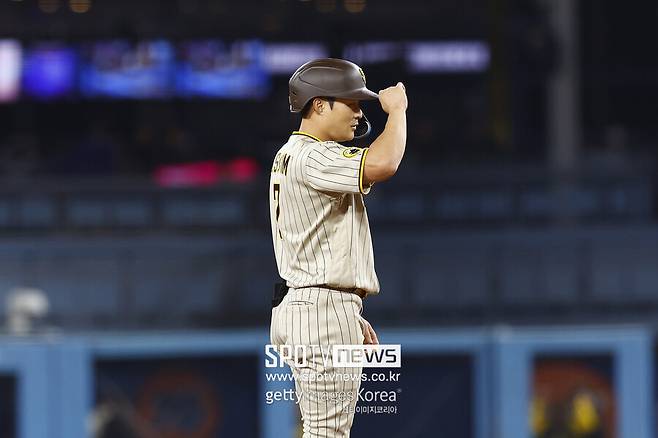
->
[[288, 58, 378, 113]]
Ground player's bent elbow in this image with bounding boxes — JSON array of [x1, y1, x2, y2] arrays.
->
[[363, 159, 398, 184], [381, 160, 400, 179]]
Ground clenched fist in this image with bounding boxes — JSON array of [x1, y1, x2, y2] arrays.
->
[[378, 82, 408, 114]]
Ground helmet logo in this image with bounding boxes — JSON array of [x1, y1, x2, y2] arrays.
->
[[358, 68, 366, 85]]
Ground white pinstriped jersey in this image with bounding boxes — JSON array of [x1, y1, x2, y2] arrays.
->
[[269, 131, 380, 295]]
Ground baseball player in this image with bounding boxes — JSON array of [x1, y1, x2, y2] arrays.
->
[[269, 58, 407, 437]]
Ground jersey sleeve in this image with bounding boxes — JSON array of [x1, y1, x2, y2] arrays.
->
[[303, 142, 373, 195]]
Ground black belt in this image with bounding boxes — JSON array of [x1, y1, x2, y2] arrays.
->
[[326, 286, 368, 299], [272, 283, 366, 308], [272, 282, 289, 308]]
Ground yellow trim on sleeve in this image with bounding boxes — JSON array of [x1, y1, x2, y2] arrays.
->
[[359, 148, 370, 195], [292, 131, 323, 142]]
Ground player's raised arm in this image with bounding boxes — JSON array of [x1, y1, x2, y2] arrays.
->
[[363, 82, 408, 186]]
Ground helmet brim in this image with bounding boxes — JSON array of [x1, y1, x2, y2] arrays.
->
[[333, 87, 379, 101]]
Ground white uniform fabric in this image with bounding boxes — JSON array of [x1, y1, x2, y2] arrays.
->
[[270, 286, 364, 438], [269, 132, 380, 295], [269, 131, 381, 437]]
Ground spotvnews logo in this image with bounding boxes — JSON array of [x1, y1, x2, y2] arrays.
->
[[264, 344, 401, 368]]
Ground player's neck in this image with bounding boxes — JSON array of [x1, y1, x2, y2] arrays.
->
[[297, 120, 328, 142]]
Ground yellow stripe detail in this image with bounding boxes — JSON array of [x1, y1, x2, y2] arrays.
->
[[359, 148, 369, 194], [292, 131, 323, 142]]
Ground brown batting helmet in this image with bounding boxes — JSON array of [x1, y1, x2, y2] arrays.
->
[[289, 58, 378, 138]]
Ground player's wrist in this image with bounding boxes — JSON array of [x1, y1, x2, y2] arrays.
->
[[386, 107, 407, 116]]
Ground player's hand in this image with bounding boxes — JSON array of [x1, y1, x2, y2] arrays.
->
[[359, 315, 379, 345], [378, 82, 407, 114]]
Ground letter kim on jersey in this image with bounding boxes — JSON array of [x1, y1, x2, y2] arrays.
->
[[272, 152, 291, 175]]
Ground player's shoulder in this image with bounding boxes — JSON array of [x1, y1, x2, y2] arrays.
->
[[306, 139, 339, 152], [288, 138, 332, 161], [288, 135, 366, 162], [308, 140, 364, 157]]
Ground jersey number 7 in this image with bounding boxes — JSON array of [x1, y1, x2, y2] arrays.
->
[[273, 183, 283, 239]]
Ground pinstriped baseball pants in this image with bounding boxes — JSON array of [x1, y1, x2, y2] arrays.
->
[[270, 286, 365, 438]]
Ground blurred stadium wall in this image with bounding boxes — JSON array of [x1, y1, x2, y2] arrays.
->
[[0, 0, 657, 437]]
